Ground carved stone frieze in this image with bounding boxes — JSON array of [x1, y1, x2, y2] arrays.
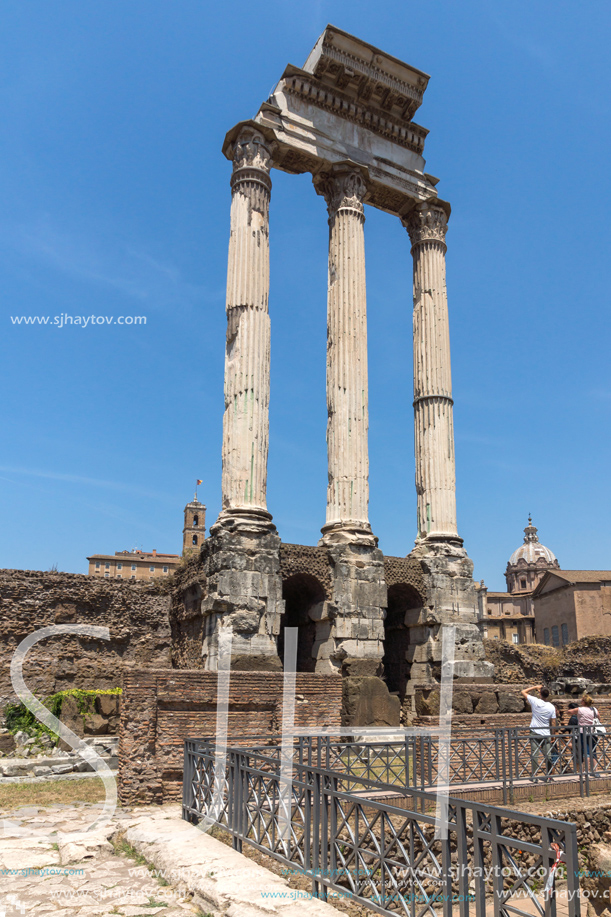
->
[[403, 203, 448, 247]]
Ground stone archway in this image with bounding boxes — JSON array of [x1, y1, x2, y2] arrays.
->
[[279, 573, 327, 673], [382, 583, 422, 700]]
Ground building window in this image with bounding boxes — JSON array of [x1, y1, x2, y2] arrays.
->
[[192, 535, 198, 546], [551, 625, 560, 647], [544, 628, 550, 645], [130, 575, 135, 580], [493, 636, 498, 640], [487, 609, 492, 615], [163, 566, 168, 573], [193, 514, 199, 526], [116, 574, 122, 579], [105, 563, 110, 570], [149, 566, 155, 572], [95, 562, 100, 570], [520, 579, 527, 589], [483, 626, 488, 637], [104, 572, 110, 578], [131, 564, 136, 571], [561, 623, 569, 645], [117, 564, 122, 570], [512, 634, 519, 644]]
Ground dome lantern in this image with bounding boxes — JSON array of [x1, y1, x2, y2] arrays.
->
[[505, 517, 560, 594]]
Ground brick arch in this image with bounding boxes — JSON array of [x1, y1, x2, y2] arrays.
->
[[279, 544, 332, 598]]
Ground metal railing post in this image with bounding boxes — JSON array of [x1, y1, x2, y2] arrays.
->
[[312, 769, 321, 900], [565, 822, 582, 917]]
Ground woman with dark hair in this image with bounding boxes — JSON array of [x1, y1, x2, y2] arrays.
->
[[577, 694, 600, 773], [560, 702, 580, 767]]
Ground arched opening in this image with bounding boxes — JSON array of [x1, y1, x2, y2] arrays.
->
[[193, 514, 199, 526], [279, 573, 326, 673], [192, 534, 198, 546], [383, 583, 422, 699]]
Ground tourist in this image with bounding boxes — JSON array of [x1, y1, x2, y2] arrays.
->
[[556, 702, 580, 769], [565, 702, 579, 730], [520, 683, 557, 783], [577, 695, 600, 774]]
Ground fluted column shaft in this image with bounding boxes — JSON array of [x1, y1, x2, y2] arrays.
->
[[220, 128, 273, 527], [404, 202, 459, 543], [315, 166, 375, 546]]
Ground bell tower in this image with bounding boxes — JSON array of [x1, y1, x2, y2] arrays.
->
[[183, 497, 206, 556]]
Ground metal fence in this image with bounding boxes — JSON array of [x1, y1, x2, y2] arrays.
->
[[183, 737, 581, 917], [296, 726, 609, 803]]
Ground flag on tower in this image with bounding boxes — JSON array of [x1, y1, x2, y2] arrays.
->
[[196, 479, 203, 486]]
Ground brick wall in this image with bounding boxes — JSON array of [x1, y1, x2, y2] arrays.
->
[[534, 587, 578, 643], [0, 569, 172, 707], [118, 669, 342, 805]]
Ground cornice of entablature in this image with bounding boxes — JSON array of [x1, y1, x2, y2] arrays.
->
[[302, 25, 430, 121], [271, 64, 429, 158]]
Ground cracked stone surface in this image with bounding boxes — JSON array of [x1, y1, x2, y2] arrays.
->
[[0, 801, 342, 916], [0, 802, 198, 916]]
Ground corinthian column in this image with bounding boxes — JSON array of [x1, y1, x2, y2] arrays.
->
[[403, 201, 460, 544], [219, 126, 274, 531], [314, 165, 375, 547]]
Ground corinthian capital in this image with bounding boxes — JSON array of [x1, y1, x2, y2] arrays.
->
[[403, 202, 448, 246], [314, 167, 367, 217], [231, 128, 273, 173]]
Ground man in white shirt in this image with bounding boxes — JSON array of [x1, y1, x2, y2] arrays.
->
[[521, 684, 557, 782]]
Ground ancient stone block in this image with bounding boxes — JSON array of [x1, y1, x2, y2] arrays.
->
[[230, 655, 282, 671], [95, 695, 120, 718], [451, 692, 473, 714], [84, 715, 109, 736], [342, 658, 383, 677], [342, 676, 400, 727], [60, 696, 85, 737], [415, 689, 440, 717], [0, 734, 16, 754], [474, 693, 499, 714], [230, 611, 260, 634], [497, 692, 525, 713], [2, 764, 27, 776]]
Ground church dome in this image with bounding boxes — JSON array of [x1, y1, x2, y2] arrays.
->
[[508, 517, 557, 566]]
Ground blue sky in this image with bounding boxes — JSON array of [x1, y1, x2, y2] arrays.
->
[[0, 1, 609, 590]]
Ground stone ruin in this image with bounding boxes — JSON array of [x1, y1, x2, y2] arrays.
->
[[170, 25, 493, 719]]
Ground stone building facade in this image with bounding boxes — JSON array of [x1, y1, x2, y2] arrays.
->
[[478, 518, 559, 644], [171, 27, 493, 708], [479, 521, 611, 648], [87, 549, 180, 581], [533, 571, 611, 646]]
